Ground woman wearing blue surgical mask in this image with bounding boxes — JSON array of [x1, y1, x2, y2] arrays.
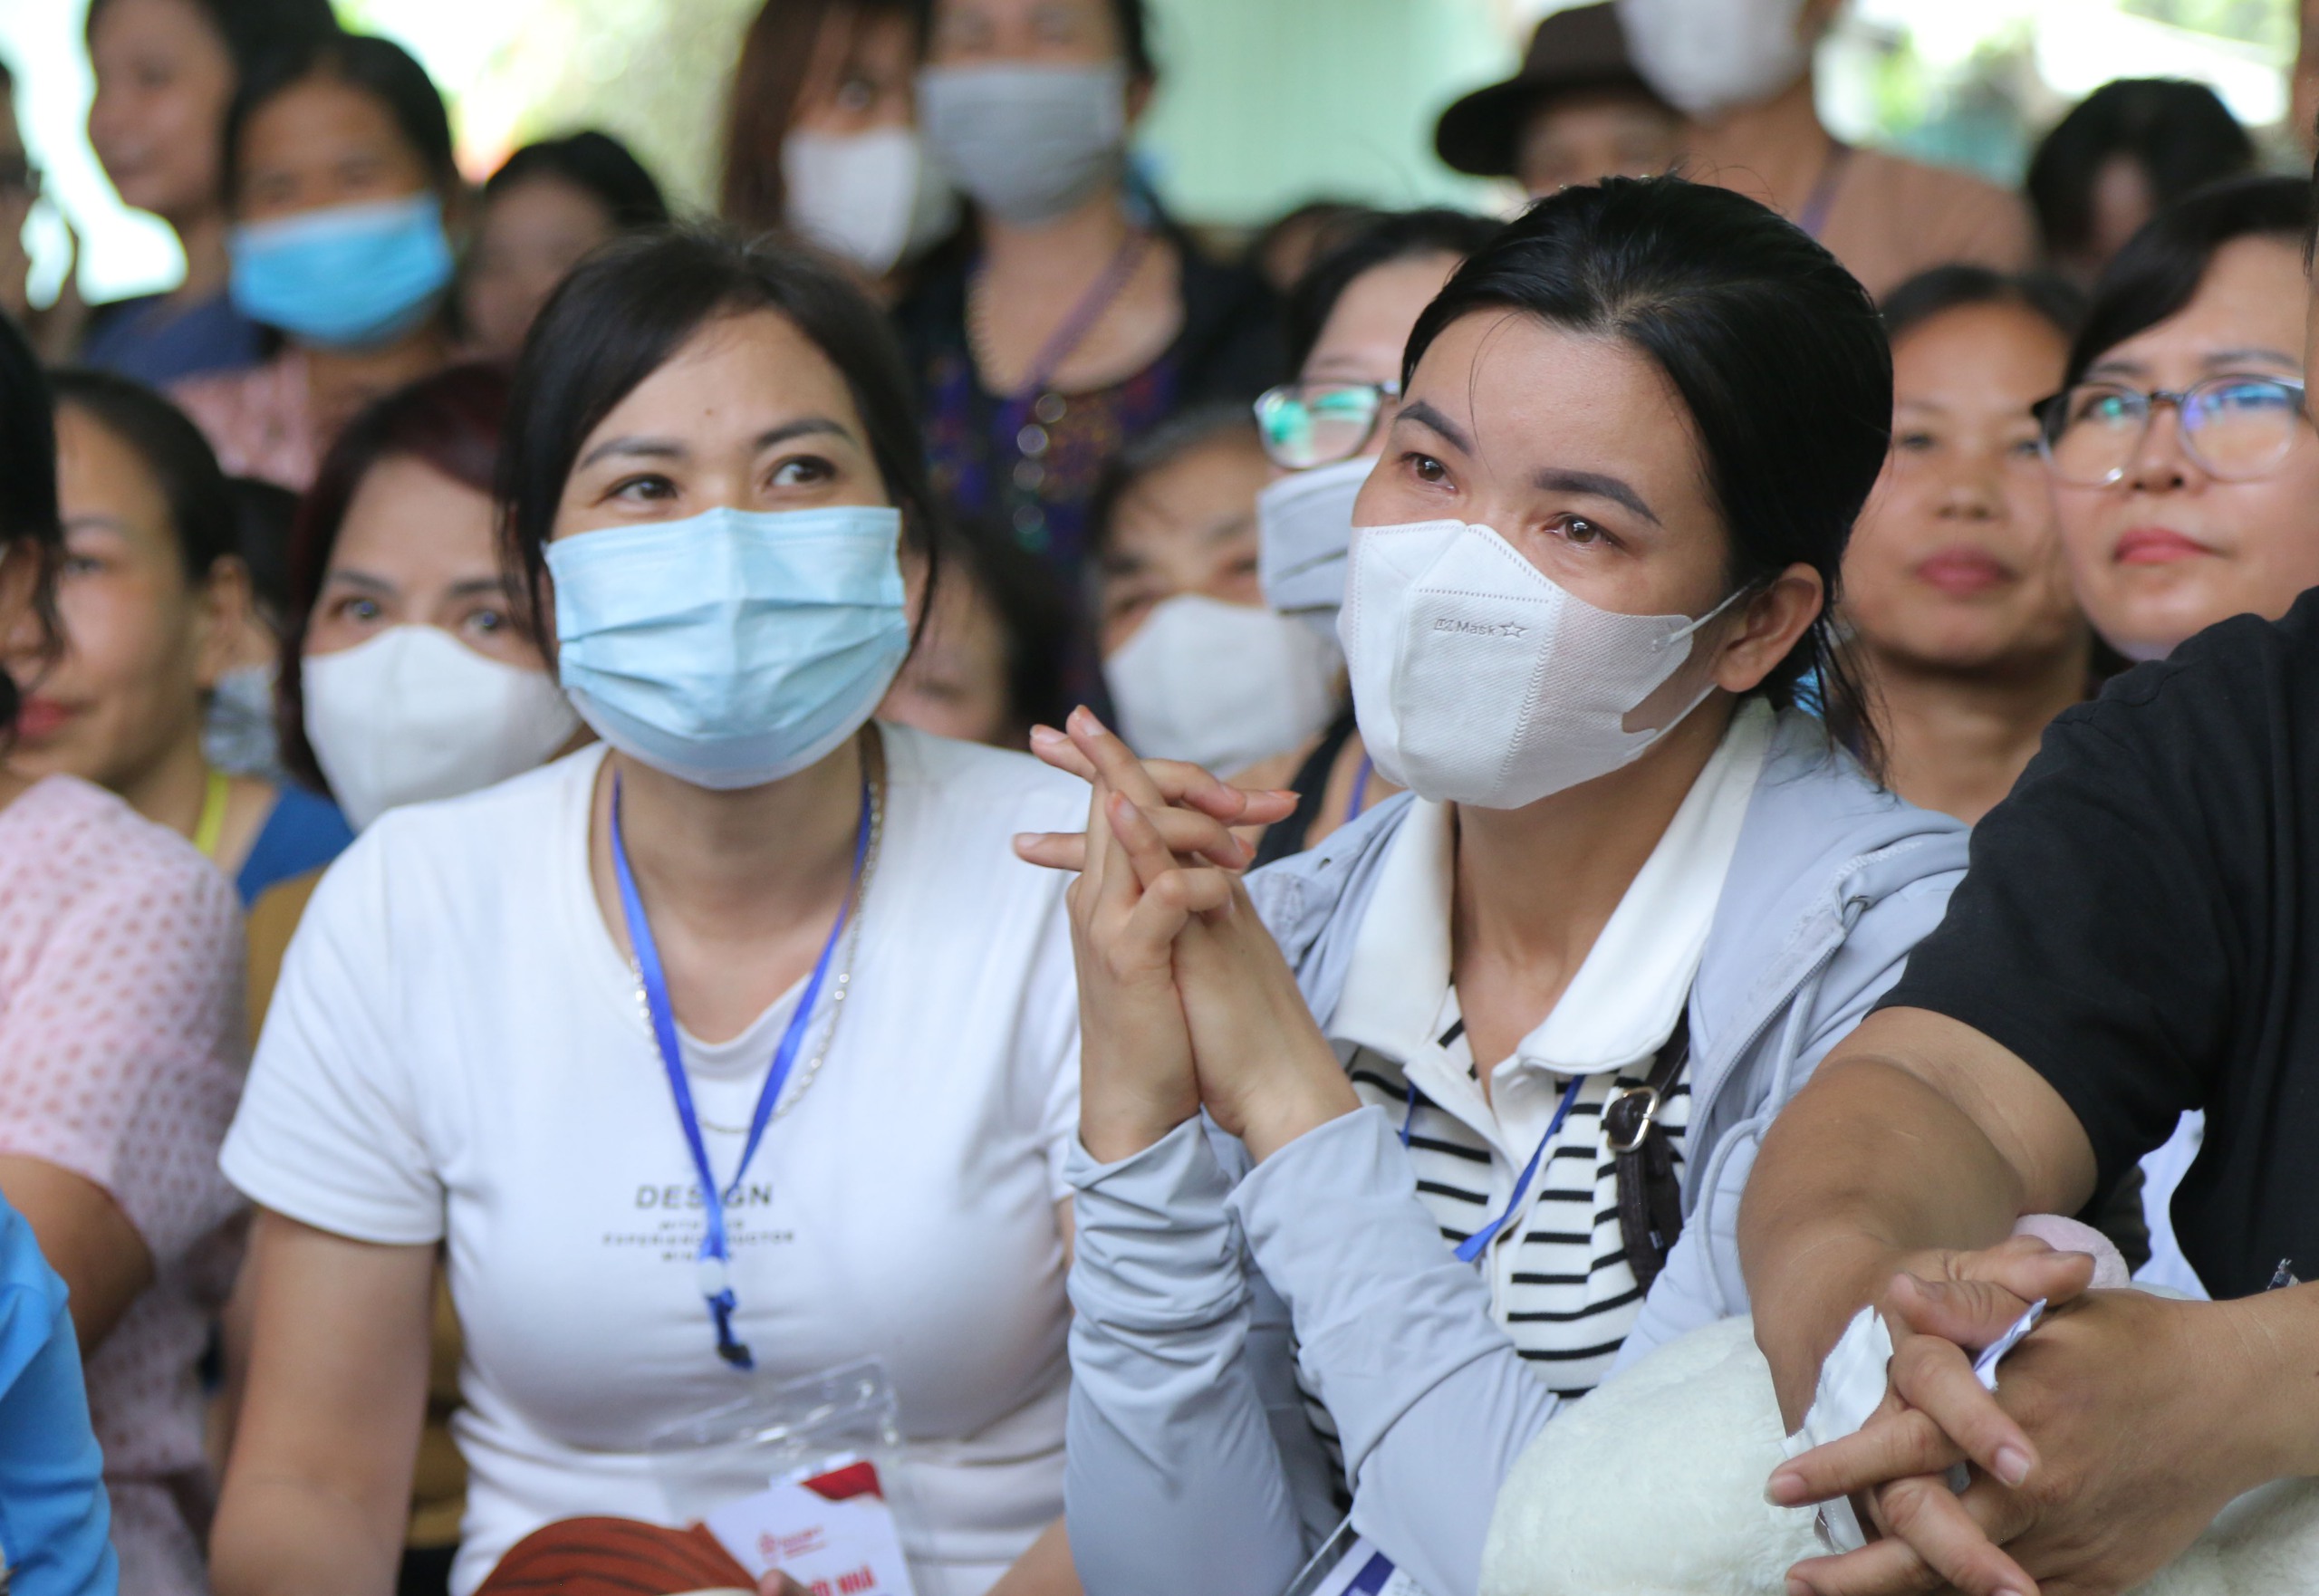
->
[[171, 33, 462, 493], [1013, 178, 1971, 1596], [79, 0, 342, 388], [212, 232, 1116, 1596], [1241, 208, 1500, 866], [894, 0, 1284, 580]]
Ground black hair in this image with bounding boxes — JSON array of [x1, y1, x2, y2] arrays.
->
[[941, 516, 1075, 738], [1285, 207, 1505, 372], [1085, 399, 1263, 565], [2026, 79, 2254, 264], [48, 370, 237, 584], [0, 314, 58, 744], [224, 33, 457, 207], [488, 130, 670, 234], [85, 0, 342, 82], [1404, 176, 1891, 773], [1880, 264, 2084, 345], [498, 227, 940, 646], [0, 53, 13, 93], [2061, 174, 2313, 392], [228, 475, 299, 624]]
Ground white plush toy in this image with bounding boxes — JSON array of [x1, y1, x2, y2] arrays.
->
[[1479, 1310, 2319, 1596]]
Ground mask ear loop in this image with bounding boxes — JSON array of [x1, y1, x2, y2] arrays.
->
[[1624, 582, 1761, 737]]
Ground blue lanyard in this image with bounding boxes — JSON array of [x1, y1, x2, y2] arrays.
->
[[1346, 753, 1375, 823], [610, 773, 871, 1369], [1451, 1072, 1586, 1264]]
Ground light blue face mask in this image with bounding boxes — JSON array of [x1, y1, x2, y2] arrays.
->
[[545, 505, 911, 790], [228, 193, 454, 349]]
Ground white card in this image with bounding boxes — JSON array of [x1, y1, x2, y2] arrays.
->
[[703, 1457, 918, 1596]]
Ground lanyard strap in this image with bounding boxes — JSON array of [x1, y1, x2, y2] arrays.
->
[[1797, 141, 1852, 241], [611, 772, 871, 1368], [192, 767, 230, 859], [1452, 1072, 1587, 1264], [1346, 753, 1375, 824]]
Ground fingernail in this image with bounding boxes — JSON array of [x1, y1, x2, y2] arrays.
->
[[1995, 1445, 2032, 1486], [1029, 725, 1062, 744], [1765, 1469, 1806, 1505]]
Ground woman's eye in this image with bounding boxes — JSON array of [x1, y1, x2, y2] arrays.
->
[[1549, 513, 1604, 546], [1895, 431, 1937, 453], [1403, 452, 1448, 485], [335, 596, 382, 623], [836, 74, 877, 111], [58, 553, 104, 579], [610, 474, 678, 504], [467, 608, 507, 636], [771, 456, 835, 488], [2006, 436, 2043, 460]]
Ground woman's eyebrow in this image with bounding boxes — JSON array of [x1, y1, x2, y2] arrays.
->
[[754, 417, 854, 450], [577, 436, 687, 470], [2199, 347, 2300, 372], [319, 569, 395, 594], [1396, 399, 1472, 454], [1533, 466, 1660, 525]]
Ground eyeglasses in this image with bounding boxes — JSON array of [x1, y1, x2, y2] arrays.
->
[[1254, 380, 1399, 470], [2035, 375, 2309, 486]]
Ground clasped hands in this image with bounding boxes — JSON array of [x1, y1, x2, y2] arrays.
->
[[1764, 1239, 2295, 1596], [1011, 708, 1359, 1166]]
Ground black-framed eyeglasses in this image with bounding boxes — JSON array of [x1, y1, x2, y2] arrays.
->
[[1254, 380, 1400, 470], [2035, 375, 2310, 486]]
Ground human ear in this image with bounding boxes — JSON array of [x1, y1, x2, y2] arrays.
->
[[1708, 562, 1823, 695], [191, 553, 257, 692]]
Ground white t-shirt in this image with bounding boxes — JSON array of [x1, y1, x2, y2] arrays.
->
[[222, 726, 1083, 1596]]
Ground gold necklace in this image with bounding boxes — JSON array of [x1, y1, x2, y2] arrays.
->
[[634, 730, 887, 1132]]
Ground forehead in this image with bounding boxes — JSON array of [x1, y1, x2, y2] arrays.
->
[[92, 0, 226, 59], [2100, 236, 2307, 369], [1308, 254, 1459, 377], [486, 174, 615, 236], [1892, 302, 2068, 395], [1407, 309, 1694, 462], [1110, 434, 1266, 540], [936, 0, 1120, 38], [242, 74, 408, 163], [332, 454, 496, 577], [579, 308, 862, 446]]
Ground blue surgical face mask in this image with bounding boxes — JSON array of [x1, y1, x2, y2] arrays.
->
[[228, 193, 454, 349], [545, 505, 910, 790]]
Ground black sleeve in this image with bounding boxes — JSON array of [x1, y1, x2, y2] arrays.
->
[[1877, 622, 2287, 1201]]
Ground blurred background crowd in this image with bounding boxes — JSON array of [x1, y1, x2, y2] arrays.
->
[[0, 0, 2314, 1593]]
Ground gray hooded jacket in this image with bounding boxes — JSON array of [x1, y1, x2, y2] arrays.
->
[[1062, 711, 1968, 1596]]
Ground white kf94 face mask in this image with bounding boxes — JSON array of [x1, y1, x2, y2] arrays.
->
[[1615, 0, 1814, 120], [1257, 456, 1371, 637], [303, 624, 582, 831], [1104, 594, 1342, 777], [1339, 519, 1742, 809]]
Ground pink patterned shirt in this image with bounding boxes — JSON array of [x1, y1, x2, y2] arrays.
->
[[0, 776, 247, 1596]]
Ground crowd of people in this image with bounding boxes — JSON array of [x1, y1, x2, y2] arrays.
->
[[0, 0, 2314, 1594]]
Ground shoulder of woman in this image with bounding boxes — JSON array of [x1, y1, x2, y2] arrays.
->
[[4, 775, 238, 926]]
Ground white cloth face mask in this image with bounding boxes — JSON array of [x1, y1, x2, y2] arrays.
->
[[781, 127, 957, 275], [1614, 0, 1813, 120], [303, 625, 582, 831], [1258, 456, 1372, 639], [1104, 594, 1342, 776], [1340, 519, 1741, 808]]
